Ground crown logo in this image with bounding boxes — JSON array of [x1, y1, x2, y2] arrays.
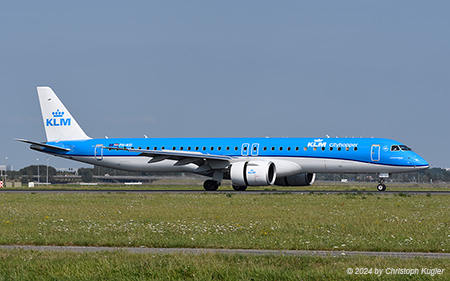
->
[[52, 109, 64, 118]]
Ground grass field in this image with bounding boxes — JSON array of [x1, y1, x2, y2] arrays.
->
[[1, 188, 450, 280], [0, 250, 449, 280], [1, 192, 449, 253]]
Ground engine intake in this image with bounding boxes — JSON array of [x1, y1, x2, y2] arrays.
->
[[275, 173, 316, 186], [230, 161, 276, 186]]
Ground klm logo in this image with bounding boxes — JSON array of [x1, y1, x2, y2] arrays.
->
[[307, 138, 327, 148], [46, 109, 71, 127]]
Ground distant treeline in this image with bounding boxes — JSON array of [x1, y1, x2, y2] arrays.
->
[[2, 165, 450, 184]]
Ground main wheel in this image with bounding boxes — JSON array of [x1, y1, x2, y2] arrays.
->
[[232, 185, 247, 191], [377, 183, 386, 192], [203, 180, 220, 191]]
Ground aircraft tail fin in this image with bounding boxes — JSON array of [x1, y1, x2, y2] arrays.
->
[[37, 86, 91, 142]]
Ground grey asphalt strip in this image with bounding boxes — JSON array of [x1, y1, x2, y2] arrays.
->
[[1, 189, 450, 195], [1, 245, 449, 259]]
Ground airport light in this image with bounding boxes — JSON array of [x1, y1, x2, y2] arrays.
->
[[46, 158, 49, 185], [36, 158, 40, 185], [4, 157, 7, 183]]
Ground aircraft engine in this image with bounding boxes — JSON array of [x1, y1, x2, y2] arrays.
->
[[274, 173, 316, 186], [230, 161, 276, 186]]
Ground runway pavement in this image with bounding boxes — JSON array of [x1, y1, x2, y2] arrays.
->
[[1, 245, 449, 259], [1, 189, 450, 195]]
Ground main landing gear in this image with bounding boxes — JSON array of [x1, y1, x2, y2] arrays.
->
[[202, 180, 248, 191], [232, 185, 247, 191], [203, 180, 221, 191]]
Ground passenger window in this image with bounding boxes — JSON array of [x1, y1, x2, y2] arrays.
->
[[271, 147, 275, 151], [303, 147, 307, 151], [338, 147, 341, 151], [263, 147, 267, 151], [161, 147, 165, 150], [313, 147, 317, 151], [211, 147, 214, 150], [295, 147, 299, 151], [330, 147, 333, 151], [234, 147, 238, 151], [287, 147, 291, 151], [279, 147, 283, 151], [187, 147, 191, 150], [218, 147, 221, 151], [226, 147, 230, 151], [146, 147, 149, 150], [180, 147, 184, 150], [202, 147, 206, 151], [195, 147, 199, 150], [346, 147, 349, 151], [354, 147, 358, 151], [321, 147, 325, 151]]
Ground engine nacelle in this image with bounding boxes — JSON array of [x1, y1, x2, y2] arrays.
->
[[274, 173, 316, 186], [230, 161, 276, 186]]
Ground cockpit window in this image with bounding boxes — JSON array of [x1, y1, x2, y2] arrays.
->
[[391, 145, 400, 151], [391, 144, 412, 151], [399, 145, 412, 151]]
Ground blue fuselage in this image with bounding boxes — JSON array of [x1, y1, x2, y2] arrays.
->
[[41, 137, 428, 174]]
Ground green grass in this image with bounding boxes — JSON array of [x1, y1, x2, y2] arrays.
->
[[0, 249, 449, 280], [1, 192, 449, 253]]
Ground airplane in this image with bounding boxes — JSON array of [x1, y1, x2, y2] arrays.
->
[[17, 87, 429, 192]]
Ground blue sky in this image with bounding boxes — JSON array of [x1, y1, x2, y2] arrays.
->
[[1, 1, 449, 169]]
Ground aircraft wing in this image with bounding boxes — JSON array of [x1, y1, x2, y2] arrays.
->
[[15, 139, 71, 152], [101, 146, 232, 169]]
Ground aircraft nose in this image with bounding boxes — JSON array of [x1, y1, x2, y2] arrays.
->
[[410, 154, 429, 169]]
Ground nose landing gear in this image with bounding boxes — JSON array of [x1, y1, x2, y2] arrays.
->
[[376, 173, 389, 191], [377, 179, 386, 192]]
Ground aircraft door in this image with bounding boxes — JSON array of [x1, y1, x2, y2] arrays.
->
[[95, 144, 104, 161], [371, 145, 380, 162]]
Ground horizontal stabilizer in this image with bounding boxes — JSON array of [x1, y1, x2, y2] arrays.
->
[[15, 139, 71, 152]]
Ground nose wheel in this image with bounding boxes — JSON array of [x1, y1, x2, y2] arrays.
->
[[376, 173, 389, 192], [376, 179, 386, 192], [377, 183, 386, 191]]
